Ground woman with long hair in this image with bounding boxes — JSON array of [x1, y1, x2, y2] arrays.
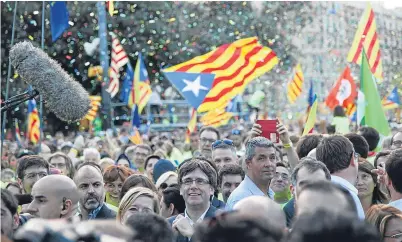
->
[[366, 204, 402, 242], [356, 160, 389, 213], [117, 187, 160, 224]]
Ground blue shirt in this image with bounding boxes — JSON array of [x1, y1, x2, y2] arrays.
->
[[225, 175, 275, 210], [331, 175, 365, 220]]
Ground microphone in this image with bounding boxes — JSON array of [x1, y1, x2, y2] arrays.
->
[[9, 41, 91, 122]]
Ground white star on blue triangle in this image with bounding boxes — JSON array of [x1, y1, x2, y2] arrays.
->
[[163, 71, 215, 109]]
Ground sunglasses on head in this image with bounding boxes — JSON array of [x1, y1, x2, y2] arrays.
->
[[212, 139, 234, 149], [231, 129, 241, 135]]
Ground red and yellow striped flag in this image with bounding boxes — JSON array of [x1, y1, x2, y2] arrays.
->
[[27, 99, 40, 144], [129, 128, 143, 145], [164, 37, 278, 112], [345, 103, 357, 117], [287, 64, 304, 104], [185, 108, 198, 144], [347, 4, 383, 80], [84, 96, 102, 121]]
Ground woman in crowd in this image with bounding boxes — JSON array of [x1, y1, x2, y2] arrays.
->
[[117, 187, 160, 224], [356, 160, 388, 213], [144, 155, 160, 182], [103, 165, 134, 208], [155, 171, 178, 191], [48, 152, 75, 179], [366, 204, 402, 242], [120, 174, 158, 200]]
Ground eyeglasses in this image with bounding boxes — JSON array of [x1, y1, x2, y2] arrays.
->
[[350, 151, 360, 163], [384, 232, 402, 239], [182, 178, 210, 186], [212, 139, 234, 149], [391, 140, 402, 147], [201, 138, 217, 144], [24, 172, 47, 180], [231, 129, 241, 135]]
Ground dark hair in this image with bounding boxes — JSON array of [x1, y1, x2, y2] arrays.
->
[[316, 135, 354, 173], [103, 165, 134, 184], [358, 127, 380, 152], [162, 186, 185, 214], [144, 155, 161, 170], [333, 105, 346, 117], [178, 158, 218, 189], [193, 212, 284, 242], [16, 155, 50, 180], [120, 174, 157, 200], [125, 213, 174, 242], [358, 160, 389, 204], [344, 133, 369, 158], [326, 125, 336, 134], [296, 134, 323, 159], [288, 209, 381, 242], [385, 148, 402, 193], [298, 181, 358, 216], [48, 152, 75, 178], [373, 150, 391, 168], [1, 188, 18, 215], [74, 160, 84, 171], [199, 126, 221, 140], [290, 157, 331, 186], [218, 164, 245, 188]]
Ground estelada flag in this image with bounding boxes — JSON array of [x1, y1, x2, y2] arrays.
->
[[325, 66, 357, 110]]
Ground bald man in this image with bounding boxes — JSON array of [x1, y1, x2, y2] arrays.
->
[[233, 196, 286, 230], [27, 175, 79, 219]]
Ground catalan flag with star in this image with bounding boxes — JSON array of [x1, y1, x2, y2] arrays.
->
[[163, 37, 278, 112], [287, 64, 304, 104], [347, 3, 383, 80], [382, 87, 400, 110]]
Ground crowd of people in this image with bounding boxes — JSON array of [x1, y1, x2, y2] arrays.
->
[[1, 112, 402, 242]]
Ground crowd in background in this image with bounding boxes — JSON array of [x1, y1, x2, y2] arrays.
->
[[1, 106, 402, 242]]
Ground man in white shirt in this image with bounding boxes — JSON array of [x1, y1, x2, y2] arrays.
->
[[385, 148, 402, 211], [316, 135, 365, 220]]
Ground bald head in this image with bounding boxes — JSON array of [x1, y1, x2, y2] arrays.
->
[[28, 175, 79, 219], [233, 196, 286, 229]]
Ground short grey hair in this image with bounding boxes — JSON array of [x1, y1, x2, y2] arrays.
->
[[245, 137, 275, 161], [290, 157, 331, 186], [83, 148, 101, 160]]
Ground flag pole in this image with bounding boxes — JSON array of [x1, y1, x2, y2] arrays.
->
[[1, 1, 18, 159], [97, 1, 113, 130], [38, 1, 46, 152]]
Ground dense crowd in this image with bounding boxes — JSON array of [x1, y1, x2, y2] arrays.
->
[[1, 109, 402, 242]]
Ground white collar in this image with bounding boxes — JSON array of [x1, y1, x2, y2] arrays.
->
[[184, 206, 210, 226], [331, 175, 358, 194]]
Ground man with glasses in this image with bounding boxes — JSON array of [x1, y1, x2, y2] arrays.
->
[[168, 158, 218, 242], [270, 163, 291, 205], [225, 137, 277, 210], [390, 131, 402, 150], [125, 144, 152, 172], [198, 126, 220, 160], [211, 139, 238, 170], [16, 155, 50, 194], [229, 129, 245, 157], [316, 135, 365, 220]]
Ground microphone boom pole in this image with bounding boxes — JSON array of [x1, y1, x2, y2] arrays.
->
[[1, 1, 18, 159]]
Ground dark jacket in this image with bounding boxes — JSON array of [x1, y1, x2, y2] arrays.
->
[[283, 197, 295, 227], [211, 196, 226, 210], [95, 204, 117, 219], [167, 205, 218, 242]]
